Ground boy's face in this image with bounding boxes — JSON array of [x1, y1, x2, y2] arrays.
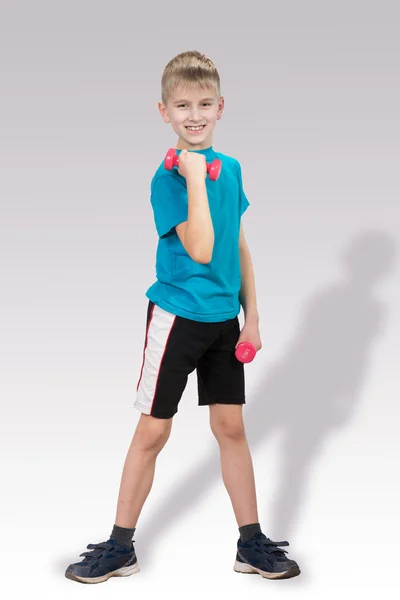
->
[[158, 84, 224, 150]]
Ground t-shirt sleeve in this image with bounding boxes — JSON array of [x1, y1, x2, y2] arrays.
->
[[150, 174, 188, 238], [236, 160, 250, 216]]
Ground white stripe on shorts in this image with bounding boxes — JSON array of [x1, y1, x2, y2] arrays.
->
[[134, 303, 177, 415]]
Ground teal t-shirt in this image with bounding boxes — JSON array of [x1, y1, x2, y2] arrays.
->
[[145, 146, 250, 322]]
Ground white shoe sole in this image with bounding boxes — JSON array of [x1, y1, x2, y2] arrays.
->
[[234, 559, 300, 579], [65, 562, 140, 584]]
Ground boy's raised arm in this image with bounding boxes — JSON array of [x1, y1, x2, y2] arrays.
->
[[175, 150, 214, 263]]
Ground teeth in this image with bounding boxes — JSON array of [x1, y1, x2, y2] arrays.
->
[[186, 125, 205, 130]]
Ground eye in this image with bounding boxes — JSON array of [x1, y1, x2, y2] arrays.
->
[[177, 103, 211, 108]]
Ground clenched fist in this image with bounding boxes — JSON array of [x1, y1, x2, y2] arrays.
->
[[177, 149, 207, 182]]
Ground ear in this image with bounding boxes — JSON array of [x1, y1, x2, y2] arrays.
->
[[158, 101, 171, 124], [216, 96, 225, 121]]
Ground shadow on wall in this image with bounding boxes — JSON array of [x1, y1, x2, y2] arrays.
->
[[129, 230, 397, 565]]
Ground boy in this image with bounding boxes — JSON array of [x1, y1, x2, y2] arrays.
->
[[65, 50, 301, 584]]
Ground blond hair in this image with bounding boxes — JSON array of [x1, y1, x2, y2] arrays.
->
[[161, 50, 221, 105]]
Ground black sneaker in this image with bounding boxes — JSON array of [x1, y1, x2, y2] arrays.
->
[[65, 538, 140, 584], [234, 532, 301, 579]]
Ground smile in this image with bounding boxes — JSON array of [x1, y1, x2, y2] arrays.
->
[[185, 125, 206, 131]]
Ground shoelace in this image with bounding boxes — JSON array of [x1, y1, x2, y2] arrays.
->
[[78, 540, 134, 563], [247, 533, 289, 560]]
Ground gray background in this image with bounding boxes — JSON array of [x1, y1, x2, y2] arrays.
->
[[1, 0, 399, 597]]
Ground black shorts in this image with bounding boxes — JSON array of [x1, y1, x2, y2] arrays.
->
[[134, 300, 245, 419]]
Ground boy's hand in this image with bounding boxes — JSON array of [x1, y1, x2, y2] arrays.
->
[[235, 321, 262, 353], [178, 149, 207, 181]]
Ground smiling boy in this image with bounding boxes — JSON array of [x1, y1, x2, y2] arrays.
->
[[65, 50, 301, 584]]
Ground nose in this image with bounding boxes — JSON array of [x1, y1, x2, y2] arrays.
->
[[188, 106, 201, 121]]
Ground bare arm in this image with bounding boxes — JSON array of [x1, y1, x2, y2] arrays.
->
[[175, 151, 214, 263], [238, 221, 259, 323]]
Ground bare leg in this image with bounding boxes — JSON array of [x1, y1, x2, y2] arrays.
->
[[210, 404, 259, 527], [114, 413, 173, 529]]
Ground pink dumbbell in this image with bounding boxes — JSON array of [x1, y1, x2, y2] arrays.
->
[[164, 148, 222, 181], [235, 342, 257, 363]]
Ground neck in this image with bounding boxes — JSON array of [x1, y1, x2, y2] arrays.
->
[[176, 135, 213, 151]]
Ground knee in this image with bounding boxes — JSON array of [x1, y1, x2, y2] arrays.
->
[[210, 417, 246, 442], [134, 414, 172, 452]]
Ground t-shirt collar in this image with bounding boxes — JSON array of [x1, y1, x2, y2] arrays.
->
[[175, 146, 216, 161]]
